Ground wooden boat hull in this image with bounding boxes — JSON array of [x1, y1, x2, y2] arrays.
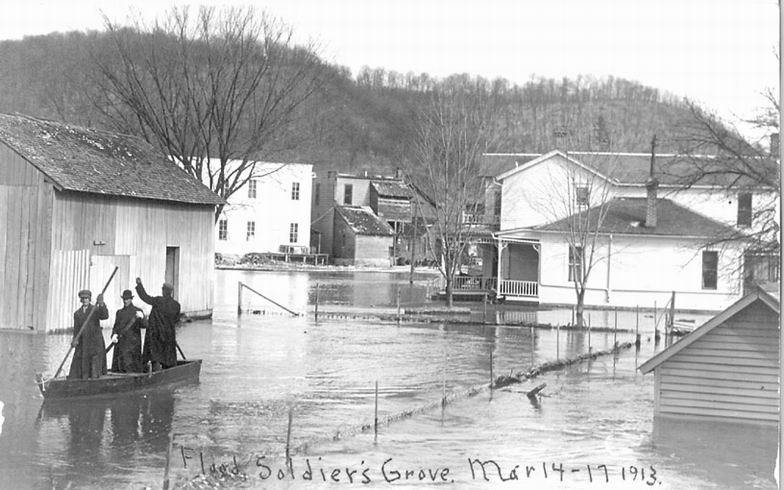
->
[[37, 360, 201, 399]]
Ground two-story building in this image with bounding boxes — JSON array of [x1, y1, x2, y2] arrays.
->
[[214, 162, 313, 258], [475, 150, 778, 312]]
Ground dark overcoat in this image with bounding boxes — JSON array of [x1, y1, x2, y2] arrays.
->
[[111, 304, 145, 373], [135, 284, 181, 369], [68, 303, 109, 379]]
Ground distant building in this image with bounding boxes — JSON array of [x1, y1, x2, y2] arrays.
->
[[0, 113, 223, 331], [639, 287, 779, 425], [214, 162, 313, 257], [312, 170, 436, 265]]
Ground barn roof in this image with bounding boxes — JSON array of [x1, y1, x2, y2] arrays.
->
[[335, 206, 394, 236], [532, 197, 738, 238], [0, 113, 224, 205], [639, 287, 780, 374]]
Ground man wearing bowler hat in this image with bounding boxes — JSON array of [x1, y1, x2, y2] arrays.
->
[[135, 278, 181, 371], [110, 289, 146, 373], [68, 289, 109, 379]]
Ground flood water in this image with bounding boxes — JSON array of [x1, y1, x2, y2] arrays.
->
[[0, 269, 777, 489]]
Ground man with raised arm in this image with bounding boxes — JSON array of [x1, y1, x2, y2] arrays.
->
[[135, 278, 181, 371], [68, 289, 109, 379]]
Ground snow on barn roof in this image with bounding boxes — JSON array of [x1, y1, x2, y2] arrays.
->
[[335, 206, 394, 236], [0, 113, 224, 205]]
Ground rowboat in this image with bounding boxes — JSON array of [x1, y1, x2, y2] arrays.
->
[[36, 360, 202, 400]]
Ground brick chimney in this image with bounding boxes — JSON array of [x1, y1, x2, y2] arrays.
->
[[645, 135, 658, 228]]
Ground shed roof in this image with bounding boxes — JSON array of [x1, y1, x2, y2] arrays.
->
[[376, 200, 411, 222], [533, 197, 738, 238], [335, 206, 394, 236], [486, 151, 777, 188], [639, 287, 780, 374], [371, 180, 412, 198], [0, 113, 224, 205]]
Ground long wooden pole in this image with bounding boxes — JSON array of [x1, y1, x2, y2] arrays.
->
[[52, 266, 119, 379], [374, 381, 379, 439]]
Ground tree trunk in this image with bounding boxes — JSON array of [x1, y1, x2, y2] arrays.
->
[[445, 277, 453, 307], [576, 288, 586, 327]]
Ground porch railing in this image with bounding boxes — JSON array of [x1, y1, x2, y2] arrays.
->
[[450, 275, 496, 291], [498, 279, 538, 298]]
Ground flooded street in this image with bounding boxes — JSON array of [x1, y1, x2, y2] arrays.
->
[[0, 270, 777, 489]]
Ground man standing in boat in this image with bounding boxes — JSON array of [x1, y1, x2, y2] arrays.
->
[[68, 289, 110, 379], [135, 278, 181, 371], [110, 289, 146, 373]]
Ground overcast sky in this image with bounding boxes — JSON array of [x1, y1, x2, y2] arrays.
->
[[1, 0, 779, 137]]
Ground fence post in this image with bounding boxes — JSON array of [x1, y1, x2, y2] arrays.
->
[[489, 351, 494, 389], [653, 301, 660, 345], [315, 283, 320, 321], [374, 381, 379, 439], [668, 290, 676, 334], [613, 308, 618, 349], [556, 324, 560, 360], [237, 282, 243, 316], [635, 305, 641, 349], [396, 285, 401, 324], [588, 313, 592, 353], [483, 293, 487, 323]]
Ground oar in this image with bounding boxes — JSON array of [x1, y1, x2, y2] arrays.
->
[[105, 314, 139, 354], [51, 266, 119, 379], [176, 342, 187, 361]]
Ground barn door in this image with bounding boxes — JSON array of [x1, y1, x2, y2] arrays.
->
[[90, 255, 130, 328]]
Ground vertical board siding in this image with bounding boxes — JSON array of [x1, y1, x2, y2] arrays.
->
[[46, 249, 90, 331], [0, 145, 53, 330], [656, 300, 779, 423]]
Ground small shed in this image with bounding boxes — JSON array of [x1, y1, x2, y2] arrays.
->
[[332, 205, 394, 267], [639, 287, 780, 425], [0, 113, 223, 331]]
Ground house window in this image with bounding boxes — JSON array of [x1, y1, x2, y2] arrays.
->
[[248, 180, 257, 199], [702, 250, 718, 290], [344, 184, 353, 205], [246, 221, 255, 241], [737, 193, 752, 227], [292, 182, 300, 200], [290, 223, 299, 243], [493, 189, 502, 216], [314, 183, 320, 205], [568, 245, 584, 282], [575, 185, 590, 207], [218, 219, 228, 241]]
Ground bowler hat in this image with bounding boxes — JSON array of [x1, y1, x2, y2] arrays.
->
[[78, 289, 92, 299], [162, 282, 174, 291], [121, 290, 134, 300]]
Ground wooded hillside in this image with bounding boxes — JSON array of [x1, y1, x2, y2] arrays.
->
[[0, 30, 725, 175]]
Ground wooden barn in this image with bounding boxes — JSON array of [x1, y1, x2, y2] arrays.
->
[[0, 113, 223, 332], [639, 287, 780, 425]]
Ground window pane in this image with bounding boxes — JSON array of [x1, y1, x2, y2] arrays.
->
[[702, 251, 718, 289], [344, 184, 353, 205], [292, 182, 300, 200], [737, 193, 752, 227], [575, 186, 589, 206]]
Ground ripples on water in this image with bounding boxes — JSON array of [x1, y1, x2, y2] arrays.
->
[[0, 270, 776, 489]]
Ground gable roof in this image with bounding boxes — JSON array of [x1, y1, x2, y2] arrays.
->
[[639, 287, 780, 374], [335, 206, 394, 236], [0, 113, 224, 205], [534, 197, 738, 238], [486, 151, 777, 188]]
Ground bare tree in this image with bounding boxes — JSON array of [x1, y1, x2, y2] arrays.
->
[[532, 147, 620, 327], [675, 100, 780, 282], [406, 77, 501, 306], [89, 6, 324, 219]]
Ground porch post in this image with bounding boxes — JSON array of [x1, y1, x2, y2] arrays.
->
[[496, 239, 504, 296]]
